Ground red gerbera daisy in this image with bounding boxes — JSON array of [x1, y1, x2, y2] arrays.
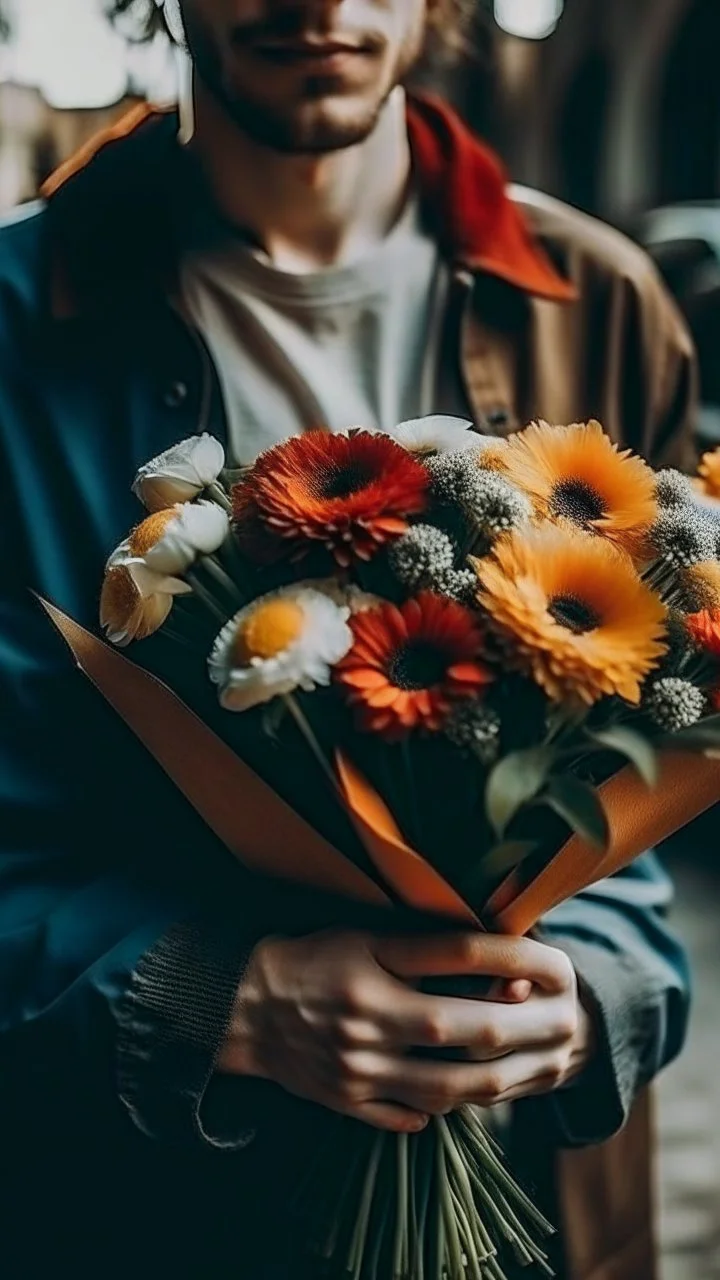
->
[[335, 591, 493, 739], [686, 608, 720, 657], [232, 430, 428, 567]]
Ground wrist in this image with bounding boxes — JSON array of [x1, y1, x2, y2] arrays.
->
[[215, 937, 277, 1079], [565, 992, 599, 1084]]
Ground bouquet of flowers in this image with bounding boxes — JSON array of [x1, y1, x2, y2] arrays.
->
[[47, 416, 720, 1280]]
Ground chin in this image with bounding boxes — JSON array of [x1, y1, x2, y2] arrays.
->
[[219, 82, 390, 154]]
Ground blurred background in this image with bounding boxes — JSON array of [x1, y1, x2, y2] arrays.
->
[[0, 1, 716, 1275]]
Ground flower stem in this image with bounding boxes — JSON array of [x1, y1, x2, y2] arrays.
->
[[283, 695, 340, 795], [199, 554, 244, 606], [348, 1132, 385, 1279], [393, 1133, 409, 1278], [185, 569, 229, 623], [206, 480, 232, 513]]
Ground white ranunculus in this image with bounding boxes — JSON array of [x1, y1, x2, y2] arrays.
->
[[106, 532, 193, 600], [209, 584, 353, 713], [125, 559, 193, 601], [387, 416, 478, 457], [142, 500, 230, 575], [132, 434, 226, 512], [100, 561, 190, 647]]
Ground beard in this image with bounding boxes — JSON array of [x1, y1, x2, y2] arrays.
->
[[179, 5, 424, 155]]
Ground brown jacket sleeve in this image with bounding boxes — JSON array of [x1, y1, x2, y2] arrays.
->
[[513, 187, 699, 470]]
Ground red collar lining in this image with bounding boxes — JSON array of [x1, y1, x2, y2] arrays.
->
[[406, 95, 575, 301]]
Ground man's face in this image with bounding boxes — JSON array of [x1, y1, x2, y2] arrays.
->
[[177, 1, 431, 153]]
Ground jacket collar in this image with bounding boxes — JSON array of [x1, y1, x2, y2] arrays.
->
[[43, 93, 575, 320]]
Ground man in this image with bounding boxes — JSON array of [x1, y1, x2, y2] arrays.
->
[[0, 2, 692, 1277]]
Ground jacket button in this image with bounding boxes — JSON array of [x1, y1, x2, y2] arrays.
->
[[163, 380, 188, 409]]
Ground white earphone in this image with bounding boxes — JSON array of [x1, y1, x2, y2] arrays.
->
[[162, 1, 196, 144]]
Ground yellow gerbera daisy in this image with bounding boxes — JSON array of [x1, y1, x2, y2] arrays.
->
[[472, 527, 667, 706], [501, 420, 657, 554], [697, 447, 720, 500]]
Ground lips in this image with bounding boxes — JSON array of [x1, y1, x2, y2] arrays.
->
[[234, 29, 377, 64]]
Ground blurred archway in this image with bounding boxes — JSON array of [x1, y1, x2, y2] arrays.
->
[[558, 50, 611, 213], [659, 0, 720, 203]]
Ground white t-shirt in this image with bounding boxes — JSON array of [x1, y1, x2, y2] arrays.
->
[[180, 195, 451, 467]]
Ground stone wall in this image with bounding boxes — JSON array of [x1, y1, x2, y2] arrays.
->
[[0, 82, 140, 210]]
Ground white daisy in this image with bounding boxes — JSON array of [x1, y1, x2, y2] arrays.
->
[[387, 416, 479, 458], [132, 434, 226, 512], [110, 501, 229, 581], [209, 584, 353, 712], [142, 500, 229, 574]]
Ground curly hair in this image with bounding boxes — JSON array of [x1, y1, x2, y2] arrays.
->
[[107, 0, 476, 60]]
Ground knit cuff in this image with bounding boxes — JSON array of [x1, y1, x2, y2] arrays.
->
[[544, 935, 665, 1148], [115, 917, 260, 1150]]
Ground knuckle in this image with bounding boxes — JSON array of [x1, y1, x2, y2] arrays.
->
[[549, 949, 576, 991], [477, 1070, 504, 1103], [477, 1020, 505, 1055], [341, 981, 368, 1018], [421, 1013, 450, 1047], [335, 1016, 361, 1049], [455, 934, 483, 969], [554, 1007, 579, 1043], [336, 1049, 361, 1083], [548, 1049, 571, 1085]]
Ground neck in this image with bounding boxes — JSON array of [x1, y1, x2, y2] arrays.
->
[[189, 80, 411, 272]]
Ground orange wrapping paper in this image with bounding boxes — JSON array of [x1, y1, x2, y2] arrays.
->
[[44, 602, 720, 935], [41, 601, 389, 909]]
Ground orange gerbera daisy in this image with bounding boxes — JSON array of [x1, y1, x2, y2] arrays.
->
[[686, 608, 720, 657], [697, 447, 720, 499], [501, 420, 657, 554], [233, 431, 428, 567], [472, 527, 667, 706], [335, 592, 492, 739]]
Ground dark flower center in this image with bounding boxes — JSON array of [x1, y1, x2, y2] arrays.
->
[[550, 479, 605, 525], [388, 640, 449, 691], [316, 460, 376, 501], [548, 594, 600, 634]]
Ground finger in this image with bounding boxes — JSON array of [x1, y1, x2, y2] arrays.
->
[[460, 993, 579, 1060], [375, 982, 576, 1054], [375, 933, 574, 994], [346, 1101, 429, 1133], [375, 1049, 568, 1113], [486, 978, 532, 1003]]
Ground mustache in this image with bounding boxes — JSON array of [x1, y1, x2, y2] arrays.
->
[[230, 12, 385, 50]]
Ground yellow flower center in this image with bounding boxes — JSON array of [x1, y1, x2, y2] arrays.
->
[[101, 565, 139, 625], [129, 508, 178, 556], [233, 599, 305, 663]]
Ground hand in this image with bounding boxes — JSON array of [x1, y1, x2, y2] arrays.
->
[[217, 930, 596, 1132]]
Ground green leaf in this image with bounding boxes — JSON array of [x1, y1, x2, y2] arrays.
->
[[458, 840, 538, 909], [483, 840, 538, 882], [588, 726, 658, 788], [485, 746, 555, 837], [543, 776, 610, 851]]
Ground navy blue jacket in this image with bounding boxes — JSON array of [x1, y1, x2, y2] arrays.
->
[[0, 103, 690, 1277]]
